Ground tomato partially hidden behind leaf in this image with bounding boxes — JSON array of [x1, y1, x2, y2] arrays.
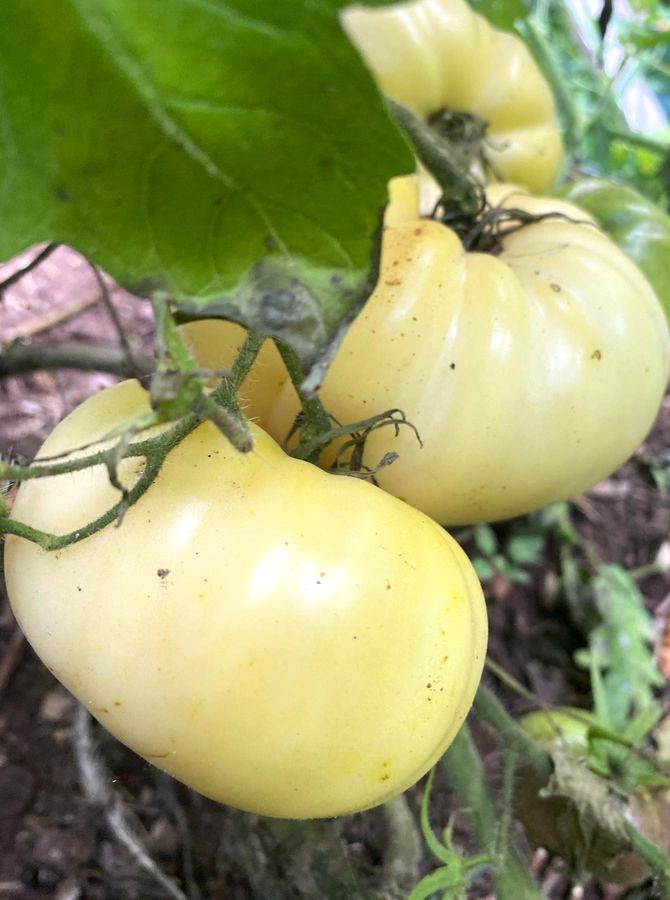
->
[[341, 0, 563, 193], [4, 380, 487, 819]]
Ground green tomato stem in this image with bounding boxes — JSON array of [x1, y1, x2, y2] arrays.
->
[[0, 412, 199, 550], [474, 681, 553, 779], [0, 330, 268, 549], [274, 340, 332, 463], [387, 99, 482, 218], [625, 822, 670, 893], [442, 725, 544, 900]]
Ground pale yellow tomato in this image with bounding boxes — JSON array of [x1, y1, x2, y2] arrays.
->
[[5, 380, 487, 818], [341, 0, 563, 193], [184, 174, 669, 525]]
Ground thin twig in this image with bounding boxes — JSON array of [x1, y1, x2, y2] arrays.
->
[[0, 243, 60, 298], [0, 625, 26, 701], [155, 774, 202, 900], [73, 706, 188, 900], [0, 340, 155, 379], [89, 263, 138, 370], [0, 290, 103, 344]]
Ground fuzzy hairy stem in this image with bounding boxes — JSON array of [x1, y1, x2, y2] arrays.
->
[[442, 726, 543, 900], [274, 341, 332, 462], [0, 325, 270, 549], [474, 681, 553, 779]]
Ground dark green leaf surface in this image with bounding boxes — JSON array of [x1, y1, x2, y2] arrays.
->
[[0, 0, 412, 367]]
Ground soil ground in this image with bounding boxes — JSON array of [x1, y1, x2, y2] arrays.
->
[[1, 246, 669, 900]]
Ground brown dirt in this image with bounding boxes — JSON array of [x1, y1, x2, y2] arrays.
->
[[1, 246, 668, 899]]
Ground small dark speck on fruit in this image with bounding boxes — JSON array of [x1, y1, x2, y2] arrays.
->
[[414, 227, 423, 236], [157, 568, 170, 579], [550, 283, 561, 293], [76, 586, 82, 592], [450, 363, 456, 370], [591, 349, 602, 360], [380, 774, 390, 781], [114, 701, 122, 707], [386, 581, 392, 590], [426, 683, 432, 689]]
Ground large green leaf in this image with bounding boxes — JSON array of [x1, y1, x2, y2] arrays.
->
[[0, 0, 412, 368]]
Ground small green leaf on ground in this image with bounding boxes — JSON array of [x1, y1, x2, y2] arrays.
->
[[575, 564, 663, 733]]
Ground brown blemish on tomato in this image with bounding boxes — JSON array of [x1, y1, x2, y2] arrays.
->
[[591, 349, 602, 360], [550, 283, 561, 293]]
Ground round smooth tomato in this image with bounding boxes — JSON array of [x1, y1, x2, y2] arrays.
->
[[4, 380, 487, 819], [185, 175, 670, 526], [341, 0, 563, 193]]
